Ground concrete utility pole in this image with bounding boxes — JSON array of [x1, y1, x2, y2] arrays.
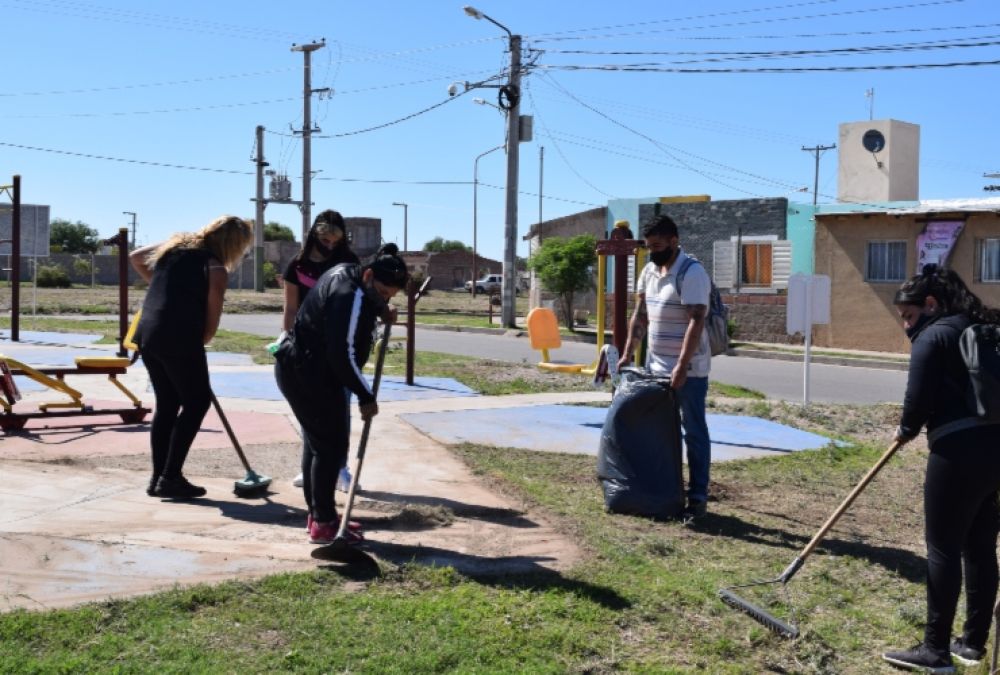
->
[[291, 39, 325, 242], [501, 33, 523, 328], [254, 125, 267, 291], [122, 211, 136, 249], [802, 144, 836, 206]]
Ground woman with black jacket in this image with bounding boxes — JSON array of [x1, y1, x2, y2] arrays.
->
[[274, 244, 408, 545], [883, 265, 1000, 673]]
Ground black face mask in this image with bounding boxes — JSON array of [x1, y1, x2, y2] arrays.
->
[[649, 247, 673, 267], [313, 241, 333, 257], [905, 312, 934, 340]]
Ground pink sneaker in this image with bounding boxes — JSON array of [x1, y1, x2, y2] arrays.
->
[[309, 519, 364, 545], [307, 513, 362, 534]]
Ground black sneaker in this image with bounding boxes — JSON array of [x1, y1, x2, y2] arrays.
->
[[949, 637, 985, 666], [146, 474, 160, 497], [155, 475, 207, 499], [882, 643, 955, 673], [681, 499, 707, 524]]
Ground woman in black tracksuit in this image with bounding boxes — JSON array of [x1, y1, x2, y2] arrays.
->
[[274, 244, 408, 545], [883, 265, 1000, 673], [130, 215, 253, 500]]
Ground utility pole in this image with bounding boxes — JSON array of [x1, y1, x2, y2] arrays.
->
[[391, 201, 408, 251], [254, 125, 267, 291], [122, 211, 136, 250], [802, 144, 836, 206], [501, 33, 522, 328], [291, 39, 325, 242]]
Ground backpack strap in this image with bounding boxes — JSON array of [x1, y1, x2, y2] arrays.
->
[[674, 256, 698, 298]]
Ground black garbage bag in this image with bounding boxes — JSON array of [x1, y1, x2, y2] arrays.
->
[[597, 368, 684, 519]]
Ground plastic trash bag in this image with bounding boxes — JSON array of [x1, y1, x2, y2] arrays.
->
[[597, 368, 685, 519]]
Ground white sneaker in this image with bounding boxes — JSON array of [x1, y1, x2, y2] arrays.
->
[[336, 467, 356, 493], [291, 472, 304, 488]]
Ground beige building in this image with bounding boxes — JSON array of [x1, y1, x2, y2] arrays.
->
[[814, 199, 1000, 352]]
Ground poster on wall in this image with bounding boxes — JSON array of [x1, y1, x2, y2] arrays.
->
[[916, 220, 964, 274]]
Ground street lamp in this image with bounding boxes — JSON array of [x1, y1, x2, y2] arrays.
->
[[463, 5, 522, 328], [122, 211, 136, 250], [391, 202, 408, 251], [472, 145, 503, 299], [473, 97, 503, 113]]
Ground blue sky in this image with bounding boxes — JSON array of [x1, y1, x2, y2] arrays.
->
[[2, 0, 998, 261]]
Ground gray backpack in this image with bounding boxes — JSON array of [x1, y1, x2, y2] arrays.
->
[[676, 256, 731, 357], [959, 323, 1000, 421]]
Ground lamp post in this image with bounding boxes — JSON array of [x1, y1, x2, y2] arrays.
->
[[472, 145, 504, 299], [391, 201, 408, 251], [464, 5, 522, 328], [122, 211, 136, 249]]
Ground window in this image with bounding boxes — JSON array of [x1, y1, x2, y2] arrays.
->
[[741, 242, 773, 287], [979, 238, 1000, 282], [865, 241, 907, 282]]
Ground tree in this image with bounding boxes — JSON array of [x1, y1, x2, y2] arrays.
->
[[423, 236, 470, 253], [50, 219, 100, 253], [263, 221, 296, 242], [527, 234, 597, 331]]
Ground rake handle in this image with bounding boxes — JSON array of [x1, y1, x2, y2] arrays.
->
[[334, 321, 392, 542], [780, 440, 903, 583]]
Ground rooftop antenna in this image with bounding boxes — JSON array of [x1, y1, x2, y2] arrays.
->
[[865, 88, 875, 120]]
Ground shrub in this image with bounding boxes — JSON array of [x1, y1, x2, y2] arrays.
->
[[36, 263, 71, 288], [263, 261, 279, 288]]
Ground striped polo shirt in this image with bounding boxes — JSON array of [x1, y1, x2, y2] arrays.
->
[[637, 250, 711, 378]]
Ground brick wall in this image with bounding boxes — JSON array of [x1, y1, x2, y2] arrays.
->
[[637, 198, 788, 270]]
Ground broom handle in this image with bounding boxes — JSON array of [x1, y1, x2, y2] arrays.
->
[[335, 321, 392, 539], [210, 391, 252, 473], [779, 440, 903, 583]]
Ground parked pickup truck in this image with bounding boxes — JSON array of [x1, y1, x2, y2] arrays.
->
[[465, 274, 509, 294]]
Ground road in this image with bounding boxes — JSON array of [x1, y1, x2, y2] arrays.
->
[[220, 313, 907, 406]]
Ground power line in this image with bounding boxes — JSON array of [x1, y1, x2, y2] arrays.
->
[[0, 96, 300, 120], [531, 0, 967, 42], [542, 57, 1000, 74]]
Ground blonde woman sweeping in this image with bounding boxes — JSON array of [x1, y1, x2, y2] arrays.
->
[[130, 215, 253, 500]]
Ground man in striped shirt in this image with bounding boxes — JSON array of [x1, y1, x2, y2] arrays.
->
[[620, 214, 712, 521]]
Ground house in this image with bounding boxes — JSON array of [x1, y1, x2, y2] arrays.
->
[[523, 206, 607, 315], [813, 198, 1000, 352], [400, 249, 503, 292]]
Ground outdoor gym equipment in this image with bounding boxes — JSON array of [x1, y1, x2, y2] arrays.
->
[[0, 312, 150, 431], [719, 440, 903, 638]]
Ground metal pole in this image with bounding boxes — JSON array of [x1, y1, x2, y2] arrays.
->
[[472, 145, 502, 300], [802, 144, 836, 207], [11, 175, 20, 342], [116, 227, 128, 356], [501, 34, 522, 328], [292, 41, 325, 242], [254, 125, 266, 292]]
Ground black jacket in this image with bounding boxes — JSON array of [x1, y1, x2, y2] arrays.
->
[[899, 313, 977, 439], [278, 263, 387, 406]]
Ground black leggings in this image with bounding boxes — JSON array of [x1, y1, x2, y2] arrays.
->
[[142, 348, 211, 481], [923, 425, 1000, 650], [274, 358, 349, 523]]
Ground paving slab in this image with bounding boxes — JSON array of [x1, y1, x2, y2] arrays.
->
[[400, 404, 838, 460]]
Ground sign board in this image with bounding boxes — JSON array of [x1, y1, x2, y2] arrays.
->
[[786, 273, 831, 335], [0, 204, 51, 257], [915, 220, 964, 274]]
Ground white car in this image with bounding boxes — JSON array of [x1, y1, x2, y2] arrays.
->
[[465, 274, 508, 294]]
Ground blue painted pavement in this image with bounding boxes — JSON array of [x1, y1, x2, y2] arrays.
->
[[400, 404, 838, 461]]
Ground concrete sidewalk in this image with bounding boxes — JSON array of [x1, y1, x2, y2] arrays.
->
[[0, 331, 836, 613]]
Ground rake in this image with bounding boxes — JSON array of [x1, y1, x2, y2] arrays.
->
[[719, 439, 903, 638]]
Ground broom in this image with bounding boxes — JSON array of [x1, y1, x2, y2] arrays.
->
[[210, 391, 273, 498], [719, 439, 903, 638]]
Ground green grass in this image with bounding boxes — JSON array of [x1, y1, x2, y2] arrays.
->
[[0, 431, 938, 673]]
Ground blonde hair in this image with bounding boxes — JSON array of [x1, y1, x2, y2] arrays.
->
[[147, 215, 253, 272]]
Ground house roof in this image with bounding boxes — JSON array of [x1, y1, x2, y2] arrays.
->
[[814, 197, 1000, 218]]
